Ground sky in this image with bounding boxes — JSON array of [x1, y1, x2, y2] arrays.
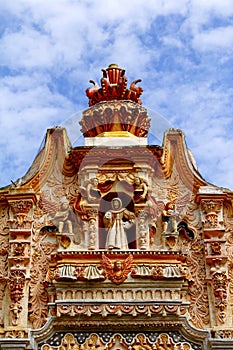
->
[[0, 0, 233, 190]]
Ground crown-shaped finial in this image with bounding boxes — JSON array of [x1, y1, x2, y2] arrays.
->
[[86, 64, 143, 106]]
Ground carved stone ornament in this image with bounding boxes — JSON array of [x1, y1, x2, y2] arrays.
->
[[40, 332, 198, 350], [80, 100, 151, 139], [10, 301, 23, 326], [102, 254, 133, 284], [200, 199, 223, 214], [9, 269, 26, 302], [200, 199, 224, 230], [212, 271, 228, 324], [8, 200, 33, 215]]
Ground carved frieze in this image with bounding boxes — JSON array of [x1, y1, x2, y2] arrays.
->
[[40, 331, 200, 350], [56, 303, 188, 319]]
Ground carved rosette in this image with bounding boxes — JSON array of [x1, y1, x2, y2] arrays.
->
[[9, 269, 26, 302]]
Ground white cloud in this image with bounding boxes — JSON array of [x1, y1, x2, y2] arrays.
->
[[192, 26, 233, 51]]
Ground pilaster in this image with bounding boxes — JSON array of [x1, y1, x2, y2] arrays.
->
[[196, 187, 230, 330], [4, 191, 36, 337]]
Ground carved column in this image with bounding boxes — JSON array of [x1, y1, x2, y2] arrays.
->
[[136, 210, 150, 250], [86, 209, 99, 250], [196, 188, 229, 329], [5, 192, 36, 336]]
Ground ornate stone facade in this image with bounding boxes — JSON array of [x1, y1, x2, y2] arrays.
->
[[0, 65, 233, 349]]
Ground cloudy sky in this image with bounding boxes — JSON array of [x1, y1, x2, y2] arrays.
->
[[0, 0, 233, 190]]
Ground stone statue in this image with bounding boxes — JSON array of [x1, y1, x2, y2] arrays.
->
[[133, 177, 148, 203], [104, 198, 135, 250], [86, 177, 101, 203], [162, 202, 178, 233], [52, 202, 73, 234]]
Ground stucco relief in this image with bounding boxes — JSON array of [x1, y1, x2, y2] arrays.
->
[[180, 201, 210, 329], [40, 332, 199, 350], [0, 206, 9, 326], [29, 206, 57, 329]]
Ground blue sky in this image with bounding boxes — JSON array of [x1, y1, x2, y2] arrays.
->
[[0, 0, 233, 189]]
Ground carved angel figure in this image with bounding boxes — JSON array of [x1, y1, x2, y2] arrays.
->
[[102, 254, 133, 284], [51, 202, 75, 234], [104, 198, 135, 250], [133, 177, 148, 203], [80, 177, 101, 203], [162, 201, 179, 233], [40, 194, 81, 243]]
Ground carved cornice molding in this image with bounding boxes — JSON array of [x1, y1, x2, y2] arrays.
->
[[30, 317, 209, 349]]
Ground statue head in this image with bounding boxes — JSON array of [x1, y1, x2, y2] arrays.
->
[[111, 198, 122, 210]]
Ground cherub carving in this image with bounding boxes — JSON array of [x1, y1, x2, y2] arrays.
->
[[80, 177, 101, 203], [162, 201, 179, 233], [39, 194, 80, 243], [102, 254, 133, 284], [133, 177, 148, 203]]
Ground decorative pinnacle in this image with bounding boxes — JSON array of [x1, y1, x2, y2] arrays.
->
[[86, 64, 143, 106]]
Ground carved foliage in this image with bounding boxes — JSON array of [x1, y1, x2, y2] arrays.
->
[[181, 202, 210, 329], [29, 210, 57, 329], [9, 270, 26, 302], [8, 200, 33, 230], [212, 272, 228, 324], [200, 199, 223, 229], [80, 101, 150, 138], [8, 269, 26, 326]]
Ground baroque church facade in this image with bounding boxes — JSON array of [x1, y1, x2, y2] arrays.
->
[[0, 64, 233, 349]]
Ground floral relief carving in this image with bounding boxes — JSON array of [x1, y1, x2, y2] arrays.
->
[[204, 213, 219, 229], [9, 200, 33, 215], [201, 200, 223, 214], [0, 207, 9, 325], [200, 199, 223, 229], [181, 202, 210, 329], [8, 200, 33, 230], [9, 269, 26, 302], [210, 241, 222, 255], [225, 221, 233, 305], [212, 271, 228, 324], [8, 269, 25, 326], [29, 211, 57, 329], [10, 301, 23, 326]]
